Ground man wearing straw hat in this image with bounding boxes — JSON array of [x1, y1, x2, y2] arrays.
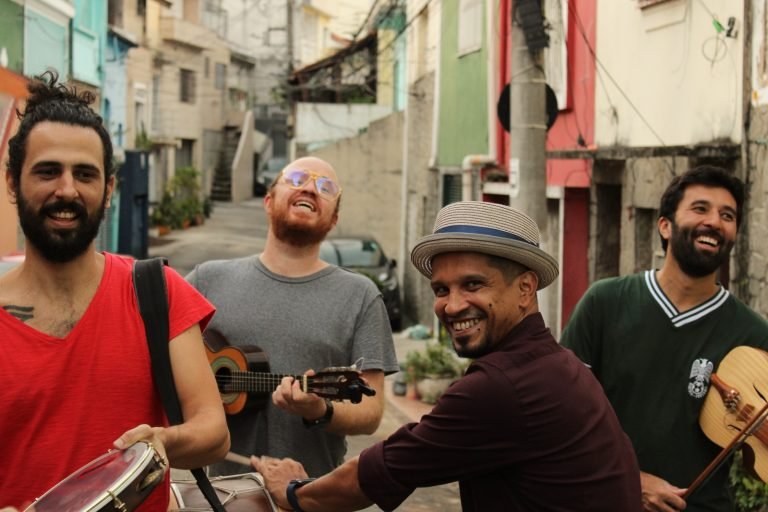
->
[[250, 201, 642, 511]]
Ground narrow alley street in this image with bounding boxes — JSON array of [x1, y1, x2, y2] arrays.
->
[[151, 199, 461, 511]]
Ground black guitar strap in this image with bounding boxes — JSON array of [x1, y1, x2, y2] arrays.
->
[[133, 257, 226, 512]]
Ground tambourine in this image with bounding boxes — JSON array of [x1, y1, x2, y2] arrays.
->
[[25, 441, 167, 512]]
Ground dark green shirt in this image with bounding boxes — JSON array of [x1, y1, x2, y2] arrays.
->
[[561, 270, 768, 512]]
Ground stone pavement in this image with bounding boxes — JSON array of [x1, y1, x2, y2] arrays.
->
[[155, 200, 461, 510]]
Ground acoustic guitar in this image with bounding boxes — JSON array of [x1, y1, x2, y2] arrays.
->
[[689, 346, 768, 497], [203, 329, 375, 415]]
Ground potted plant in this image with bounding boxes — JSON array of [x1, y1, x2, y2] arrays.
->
[[405, 342, 467, 404], [150, 191, 183, 234], [151, 167, 205, 233], [730, 451, 768, 511]]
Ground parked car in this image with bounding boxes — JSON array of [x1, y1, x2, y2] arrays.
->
[[319, 237, 403, 331]]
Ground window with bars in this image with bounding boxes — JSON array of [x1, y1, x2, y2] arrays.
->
[[180, 69, 196, 103]]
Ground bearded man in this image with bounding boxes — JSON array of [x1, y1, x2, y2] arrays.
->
[[186, 156, 398, 477], [561, 165, 768, 512], [0, 71, 229, 510]]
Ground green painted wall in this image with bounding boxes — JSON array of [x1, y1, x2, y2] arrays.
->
[[436, 0, 489, 167], [25, 8, 69, 77], [73, 0, 107, 87], [0, 0, 24, 73]]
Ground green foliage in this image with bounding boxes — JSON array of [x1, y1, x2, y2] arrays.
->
[[150, 166, 205, 229], [169, 166, 201, 200], [730, 451, 768, 511], [405, 342, 467, 384], [151, 191, 184, 229], [135, 127, 153, 150]]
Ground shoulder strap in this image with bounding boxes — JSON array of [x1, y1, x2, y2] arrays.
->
[[133, 258, 182, 423], [133, 257, 226, 512]]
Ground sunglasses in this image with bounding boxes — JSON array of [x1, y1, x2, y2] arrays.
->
[[279, 168, 342, 200]]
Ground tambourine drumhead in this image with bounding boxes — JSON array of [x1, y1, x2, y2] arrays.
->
[[26, 441, 165, 512]]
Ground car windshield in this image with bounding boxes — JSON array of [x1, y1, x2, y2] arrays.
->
[[321, 240, 386, 268]]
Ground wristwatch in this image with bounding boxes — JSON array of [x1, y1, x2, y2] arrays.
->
[[286, 477, 316, 512], [302, 399, 334, 428]]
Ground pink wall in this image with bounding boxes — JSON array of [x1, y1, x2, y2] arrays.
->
[[0, 98, 21, 257], [546, 0, 595, 189]]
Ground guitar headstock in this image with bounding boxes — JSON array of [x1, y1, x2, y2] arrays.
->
[[307, 367, 376, 403]]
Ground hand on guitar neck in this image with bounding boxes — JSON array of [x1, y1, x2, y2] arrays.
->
[[204, 331, 376, 415]]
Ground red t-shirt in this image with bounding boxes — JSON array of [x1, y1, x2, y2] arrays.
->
[[0, 253, 214, 510]]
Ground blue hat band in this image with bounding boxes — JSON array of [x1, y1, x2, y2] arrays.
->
[[434, 225, 539, 248]]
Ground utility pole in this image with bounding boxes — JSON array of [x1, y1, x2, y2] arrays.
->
[[508, 0, 553, 320]]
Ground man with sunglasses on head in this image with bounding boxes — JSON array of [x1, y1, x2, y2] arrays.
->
[[187, 156, 399, 478]]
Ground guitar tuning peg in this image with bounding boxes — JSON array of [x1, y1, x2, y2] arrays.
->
[[347, 386, 363, 404]]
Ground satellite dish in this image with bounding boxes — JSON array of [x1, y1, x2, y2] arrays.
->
[[496, 82, 559, 132]]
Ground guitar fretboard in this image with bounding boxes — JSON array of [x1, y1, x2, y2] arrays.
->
[[216, 372, 306, 394]]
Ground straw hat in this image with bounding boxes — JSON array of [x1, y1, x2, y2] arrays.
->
[[410, 201, 559, 289]]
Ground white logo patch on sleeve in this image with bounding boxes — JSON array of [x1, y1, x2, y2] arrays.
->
[[688, 358, 714, 399]]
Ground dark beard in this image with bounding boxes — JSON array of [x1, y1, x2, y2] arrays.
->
[[452, 332, 493, 359], [669, 222, 733, 278], [270, 213, 333, 248], [17, 193, 107, 263]]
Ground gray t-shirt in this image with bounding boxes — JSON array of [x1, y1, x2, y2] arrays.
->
[[186, 255, 398, 476]]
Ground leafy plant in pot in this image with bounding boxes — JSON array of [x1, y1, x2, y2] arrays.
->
[[405, 342, 467, 404]]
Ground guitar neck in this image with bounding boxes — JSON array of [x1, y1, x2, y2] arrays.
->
[[218, 371, 307, 394]]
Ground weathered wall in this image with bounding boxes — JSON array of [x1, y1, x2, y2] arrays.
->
[[595, 0, 743, 147], [311, 111, 404, 269], [403, 72, 438, 328], [742, 106, 768, 315]]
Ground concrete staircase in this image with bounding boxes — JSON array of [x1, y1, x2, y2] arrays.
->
[[209, 127, 240, 202]]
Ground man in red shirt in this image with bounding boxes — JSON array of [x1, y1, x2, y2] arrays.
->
[[0, 71, 229, 510]]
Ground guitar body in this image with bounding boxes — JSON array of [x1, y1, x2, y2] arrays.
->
[[207, 344, 270, 415], [699, 346, 768, 482], [204, 330, 270, 415]]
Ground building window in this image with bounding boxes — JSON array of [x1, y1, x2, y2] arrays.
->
[[634, 208, 656, 273], [134, 83, 147, 144], [137, 0, 146, 16], [180, 69, 196, 103], [204, 57, 210, 78], [595, 183, 621, 280], [151, 75, 160, 132], [176, 139, 194, 169], [458, 0, 482, 56], [108, 0, 123, 27], [214, 63, 226, 90]]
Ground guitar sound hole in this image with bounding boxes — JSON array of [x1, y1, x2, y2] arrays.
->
[[215, 368, 233, 392]]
